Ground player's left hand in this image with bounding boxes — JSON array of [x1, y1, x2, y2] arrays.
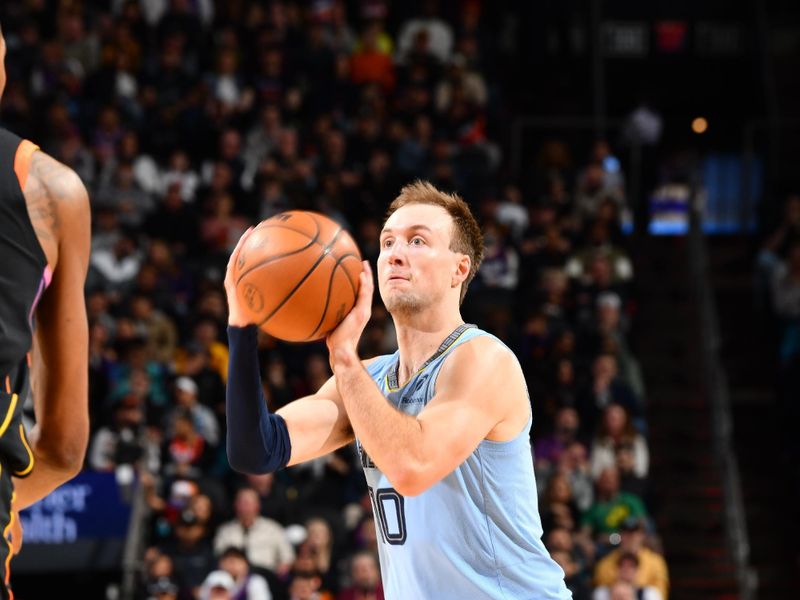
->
[[326, 261, 373, 368]]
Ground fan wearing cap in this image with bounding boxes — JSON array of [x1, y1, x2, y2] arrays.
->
[[167, 376, 219, 447], [593, 517, 669, 599], [147, 577, 178, 600], [200, 570, 236, 600]]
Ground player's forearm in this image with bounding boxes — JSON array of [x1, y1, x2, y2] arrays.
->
[[332, 352, 426, 493], [226, 325, 292, 474]]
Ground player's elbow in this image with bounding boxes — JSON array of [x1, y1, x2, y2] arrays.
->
[[39, 436, 88, 478], [389, 465, 433, 497], [227, 451, 266, 475], [226, 445, 279, 476]]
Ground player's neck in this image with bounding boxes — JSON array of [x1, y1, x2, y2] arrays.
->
[[393, 309, 465, 386]]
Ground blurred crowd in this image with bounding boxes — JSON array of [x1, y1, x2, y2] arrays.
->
[[756, 192, 800, 503], [1, 1, 669, 599]]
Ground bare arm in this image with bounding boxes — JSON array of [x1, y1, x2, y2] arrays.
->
[[278, 376, 354, 467], [332, 337, 528, 496], [13, 152, 91, 510]]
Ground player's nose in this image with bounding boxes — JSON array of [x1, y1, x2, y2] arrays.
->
[[386, 242, 407, 265]]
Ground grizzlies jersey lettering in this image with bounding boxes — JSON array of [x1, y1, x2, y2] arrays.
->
[[358, 325, 571, 599]]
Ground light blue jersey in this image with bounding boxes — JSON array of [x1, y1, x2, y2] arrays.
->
[[358, 324, 571, 599]]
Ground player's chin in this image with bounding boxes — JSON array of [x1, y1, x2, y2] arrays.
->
[[384, 291, 423, 314]]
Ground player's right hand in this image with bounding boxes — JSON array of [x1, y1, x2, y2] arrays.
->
[[225, 226, 256, 327]]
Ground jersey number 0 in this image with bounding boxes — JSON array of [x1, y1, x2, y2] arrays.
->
[[368, 486, 407, 545]]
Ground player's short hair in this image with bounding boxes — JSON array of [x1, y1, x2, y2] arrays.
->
[[385, 180, 484, 305]]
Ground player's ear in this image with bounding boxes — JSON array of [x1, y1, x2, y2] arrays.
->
[[452, 253, 470, 288]]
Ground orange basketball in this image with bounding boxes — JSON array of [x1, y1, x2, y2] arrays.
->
[[232, 211, 362, 342]]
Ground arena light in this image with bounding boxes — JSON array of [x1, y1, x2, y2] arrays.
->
[[692, 117, 708, 134]]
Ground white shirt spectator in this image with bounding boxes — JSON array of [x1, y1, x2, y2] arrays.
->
[[213, 516, 295, 573], [772, 261, 800, 318], [397, 17, 453, 64], [593, 585, 663, 600], [590, 435, 649, 479]]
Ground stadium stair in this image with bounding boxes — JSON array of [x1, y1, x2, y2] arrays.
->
[[634, 235, 739, 599], [708, 236, 800, 600]]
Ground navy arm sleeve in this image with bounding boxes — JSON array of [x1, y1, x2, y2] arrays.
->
[[226, 325, 292, 474]]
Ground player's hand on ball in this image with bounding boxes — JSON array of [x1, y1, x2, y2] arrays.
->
[[225, 226, 256, 326], [327, 261, 373, 366]]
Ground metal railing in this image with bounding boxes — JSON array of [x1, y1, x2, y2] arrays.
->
[[119, 467, 152, 599], [688, 196, 758, 599]]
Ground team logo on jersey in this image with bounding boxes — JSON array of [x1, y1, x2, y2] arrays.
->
[[400, 374, 429, 405]]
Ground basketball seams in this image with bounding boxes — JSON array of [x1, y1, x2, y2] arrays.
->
[[334, 254, 361, 295], [256, 223, 325, 248], [256, 226, 345, 328], [235, 214, 322, 284], [235, 234, 319, 286], [305, 253, 360, 340]]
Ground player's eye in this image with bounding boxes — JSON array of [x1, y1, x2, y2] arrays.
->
[[410, 237, 425, 246], [382, 238, 394, 249]]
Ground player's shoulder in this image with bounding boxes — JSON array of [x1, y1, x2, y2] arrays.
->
[[29, 149, 89, 210], [452, 330, 517, 366], [439, 331, 522, 388]]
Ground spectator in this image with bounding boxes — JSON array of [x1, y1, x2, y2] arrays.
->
[[219, 546, 272, 600], [161, 150, 200, 202], [300, 518, 340, 592], [578, 354, 641, 436], [535, 407, 581, 470], [592, 552, 663, 600], [163, 409, 214, 477], [147, 577, 179, 600], [594, 518, 669, 599], [478, 221, 520, 291], [756, 193, 800, 305], [589, 404, 649, 479], [90, 229, 143, 296], [288, 568, 333, 600], [350, 22, 395, 92], [580, 468, 648, 545], [615, 443, 648, 501], [574, 163, 624, 226], [167, 376, 220, 447], [592, 292, 645, 401], [556, 441, 595, 513], [96, 161, 155, 227], [144, 181, 200, 256], [771, 242, 800, 362], [540, 472, 581, 533], [396, 0, 454, 64], [161, 509, 216, 596], [200, 570, 237, 600], [88, 397, 150, 472], [129, 293, 178, 364], [337, 551, 384, 600], [214, 488, 295, 577]]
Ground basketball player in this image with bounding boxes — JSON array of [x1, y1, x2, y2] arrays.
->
[[0, 25, 91, 597], [225, 182, 571, 598]]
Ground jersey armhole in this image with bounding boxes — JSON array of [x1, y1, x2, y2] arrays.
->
[[14, 140, 39, 191]]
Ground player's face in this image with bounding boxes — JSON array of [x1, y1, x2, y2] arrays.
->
[[378, 203, 464, 315]]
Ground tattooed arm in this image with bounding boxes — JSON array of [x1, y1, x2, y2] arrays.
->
[[13, 152, 90, 512]]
